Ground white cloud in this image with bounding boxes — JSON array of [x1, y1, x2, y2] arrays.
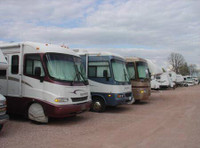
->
[[0, 0, 199, 68]]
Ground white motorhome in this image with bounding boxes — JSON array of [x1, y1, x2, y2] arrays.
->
[[155, 72, 175, 88], [183, 76, 195, 86], [0, 49, 9, 131], [146, 59, 162, 89], [0, 42, 91, 123], [176, 74, 184, 86], [76, 51, 133, 112], [169, 71, 177, 83], [192, 77, 199, 85]]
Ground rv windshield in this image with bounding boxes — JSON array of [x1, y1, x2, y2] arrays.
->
[[136, 62, 150, 79], [112, 59, 129, 83], [126, 63, 136, 80], [45, 53, 87, 82]]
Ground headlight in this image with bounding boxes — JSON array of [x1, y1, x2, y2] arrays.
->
[[54, 98, 69, 102]]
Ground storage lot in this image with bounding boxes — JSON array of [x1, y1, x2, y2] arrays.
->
[[1, 85, 200, 148]]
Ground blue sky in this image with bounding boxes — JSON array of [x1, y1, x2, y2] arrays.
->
[[0, 0, 200, 68]]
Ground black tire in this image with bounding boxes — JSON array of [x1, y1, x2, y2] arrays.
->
[[91, 97, 106, 112], [0, 124, 3, 131]]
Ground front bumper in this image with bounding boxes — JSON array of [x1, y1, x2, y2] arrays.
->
[[0, 114, 9, 124], [44, 101, 92, 118], [103, 92, 133, 106], [132, 88, 151, 100]]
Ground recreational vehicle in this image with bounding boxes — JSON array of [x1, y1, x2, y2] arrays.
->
[[183, 76, 195, 86], [126, 57, 151, 101], [155, 72, 175, 89], [146, 59, 163, 90], [77, 51, 134, 112], [0, 42, 91, 123], [192, 77, 199, 85], [176, 74, 184, 86], [0, 49, 9, 131]]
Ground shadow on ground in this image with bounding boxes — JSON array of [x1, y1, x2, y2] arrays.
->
[[105, 105, 133, 113], [134, 101, 150, 105]]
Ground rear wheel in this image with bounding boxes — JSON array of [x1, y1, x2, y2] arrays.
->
[[0, 124, 3, 131], [28, 103, 48, 123], [91, 97, 106, 112]]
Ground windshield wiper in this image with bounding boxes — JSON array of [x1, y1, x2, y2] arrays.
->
[[72, 65, 88, 85], [77, 70, 88, 85]]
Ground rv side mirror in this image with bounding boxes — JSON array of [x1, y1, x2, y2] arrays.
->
[[103, 70, 109, 81], [35, 67, 41, 77]]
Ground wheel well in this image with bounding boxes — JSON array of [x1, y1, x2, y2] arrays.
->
[[92, 95, 106, 103], [26, 101, 46, 117]]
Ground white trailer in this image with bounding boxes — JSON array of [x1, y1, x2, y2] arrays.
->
[[176, 74, 184, 86], [76, 51, 134, 112], [146, 59, 162, 89], [0, 42, 91, 123], [0, 49, 9, 131], [155, 72, 175, 88], [183, 76, 195, 86]]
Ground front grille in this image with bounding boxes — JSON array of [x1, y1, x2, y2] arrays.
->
[[125, 93, 132, 97], [71, 96, 88, 102]]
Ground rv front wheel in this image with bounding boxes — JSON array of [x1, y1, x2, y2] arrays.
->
[[91, 98, 106, 112], [28, 103, 48, 123]]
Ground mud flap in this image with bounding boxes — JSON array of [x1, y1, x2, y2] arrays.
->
[[28, 103, 48, 123]]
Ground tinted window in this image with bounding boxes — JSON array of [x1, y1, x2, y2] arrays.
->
[[126, 63, 136, 80], [24, 54, 44, 77], [11, 55, 19, 74], [88, 62, 111, 78]]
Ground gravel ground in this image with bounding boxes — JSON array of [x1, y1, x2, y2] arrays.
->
[[1, 85, 200, 148]]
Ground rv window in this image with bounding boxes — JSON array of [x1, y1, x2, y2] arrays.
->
[[126, 63, 136, 80], [136, 62, 150, 79], [11, 55, 19, 74], [24, 54, 45, 77], [88, 62, 111, 78]]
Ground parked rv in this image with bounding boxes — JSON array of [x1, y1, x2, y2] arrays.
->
[[169, 71, 177, 84], [0, 49, 9, 131], [183, 76, 195, 86], [176, 74, 184, 86], [192, 77, 199, 85], [0, 42, 91, 123], [155, 72, 175, 89], [77, 51, 134, 112], [146, 59, 163, 90], [126, 57, 151, 101], [150, 78, 161, 89]]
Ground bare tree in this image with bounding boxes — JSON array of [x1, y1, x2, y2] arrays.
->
[[189, 64, 197, 76], [168, 52, 185, 73]]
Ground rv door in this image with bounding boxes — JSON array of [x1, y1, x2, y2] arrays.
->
[[7, 54, 22, 97]]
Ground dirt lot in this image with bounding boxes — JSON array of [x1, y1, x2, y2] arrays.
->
[[1, 85, 200, 148]]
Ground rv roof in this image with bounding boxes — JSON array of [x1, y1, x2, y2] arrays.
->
[[0, 42, 79, 57], [126, 57, 146, 62], [75, 50, 124, 59]]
